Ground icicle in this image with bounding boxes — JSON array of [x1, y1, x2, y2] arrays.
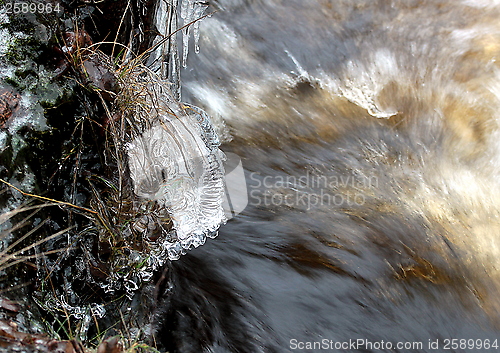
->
[[169, 0, 182, 99], [193, 4, 207, 54], [167, 0, 179, 73], [147, 0, 181, 98], [180, 0, 208, 67]]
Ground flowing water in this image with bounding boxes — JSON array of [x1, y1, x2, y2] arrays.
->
[[153, 1, 500, 352]]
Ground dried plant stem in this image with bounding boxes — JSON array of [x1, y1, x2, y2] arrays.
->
[[0, 179, 98, 215]]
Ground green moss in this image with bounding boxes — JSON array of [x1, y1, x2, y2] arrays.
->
[[39, 87, 75, 109], [3, 77, 20, 89], [6, 36, 43, 66], [8, 14, 36, 35]]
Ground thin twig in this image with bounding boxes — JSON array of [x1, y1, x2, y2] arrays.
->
[[0, 179, 98, 215], [0, 247, 74, 273], [0, 227, 73, 270], [112, 0, 132, 58]]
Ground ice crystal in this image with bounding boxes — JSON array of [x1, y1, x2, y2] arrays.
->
[[180, 0, 209, 67], [127, 72, 226, 261]]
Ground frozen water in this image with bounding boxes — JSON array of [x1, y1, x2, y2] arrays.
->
[[124, 0, 223, 268], [147, 0, 208, 92], [180, 0, 209, 67], [127, 77, 226, 261], [147, 0, 182, 98]]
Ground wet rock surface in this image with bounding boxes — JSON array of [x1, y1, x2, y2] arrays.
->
[[0, 0, 227, 350], [0, 1, 168, 351]]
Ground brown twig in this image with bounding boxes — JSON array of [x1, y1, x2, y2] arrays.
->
[[0, 179, 98, 215]]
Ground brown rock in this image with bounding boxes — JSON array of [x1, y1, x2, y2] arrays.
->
[[97, 336, 123, 353]]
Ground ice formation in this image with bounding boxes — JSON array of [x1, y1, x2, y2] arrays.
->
[[124, 1, 222, 264], [180, 0, 209, 67], [146, 0, 181, 98], [127, 78, 226, 260], [147, 0, 209, 94]]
